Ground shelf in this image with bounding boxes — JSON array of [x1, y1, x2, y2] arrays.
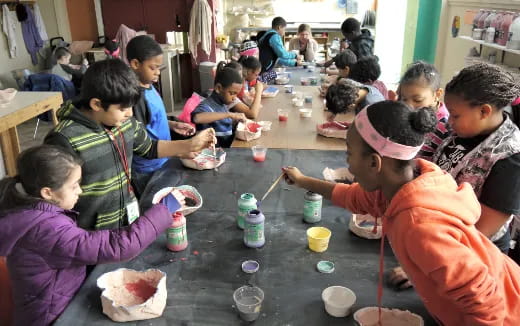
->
[[458, 35, 520, 55]]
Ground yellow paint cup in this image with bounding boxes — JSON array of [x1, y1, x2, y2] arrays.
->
[[307, 227, 332, 252]]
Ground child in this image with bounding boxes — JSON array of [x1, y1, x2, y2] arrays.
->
[[50, 47, 87, 87], [0, 145, 177, 326], [389, 63, 520, 290], [325, 78, 384, 117], [126, 35, 196, 210], [320, 49, 357, 97], [349, 55, 388, 99], [238, 40, 276, 84], [397, 61, 449, 160], [340, 17, 374, 58], [283, 101, 520, 326], [288, 24, 319, 62], [44, 59, 215, 230], [433, 63, 520, 252], [191, 65, 247, 148], [233, 56, 264, 119], [258, 16, 303, 72]]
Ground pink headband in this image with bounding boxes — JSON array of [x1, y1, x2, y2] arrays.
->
[[240, 48, 259, 57], [355, 107, 423, 160], [512, 97, 520, 106]]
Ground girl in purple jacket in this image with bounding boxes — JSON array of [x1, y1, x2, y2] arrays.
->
[[0, 145, 175, 326]]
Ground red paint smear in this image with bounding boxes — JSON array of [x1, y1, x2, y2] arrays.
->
[[124, 279, 156, 301], [193, 250, 199, 255], [278, 115, 288, 122], [247, 122, 261, 133]]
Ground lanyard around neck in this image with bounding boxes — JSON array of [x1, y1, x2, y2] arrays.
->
[[105, 128, 133, 194]]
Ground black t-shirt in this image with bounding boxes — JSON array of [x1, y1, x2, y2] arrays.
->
[[436, 135, 520, 215]]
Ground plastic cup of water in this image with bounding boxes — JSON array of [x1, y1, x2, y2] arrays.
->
[[233, 285, 264, 322]]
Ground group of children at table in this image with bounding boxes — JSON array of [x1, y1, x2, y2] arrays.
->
[[0, 14, 520, 326]]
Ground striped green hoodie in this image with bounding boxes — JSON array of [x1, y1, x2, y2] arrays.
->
[[45, 101, 158, 230]]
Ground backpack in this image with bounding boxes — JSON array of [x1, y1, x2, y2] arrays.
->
[[258, 31, 277, 73]]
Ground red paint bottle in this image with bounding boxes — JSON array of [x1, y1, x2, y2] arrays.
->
[[167, 212, 188, 251]]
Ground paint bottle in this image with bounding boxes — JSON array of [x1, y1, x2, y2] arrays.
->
[[497, 12, 514, 46], [237, 193, 257, 229], [507, 15, 520, 50], [244, 209, 265, 248], [167, 212, 188, 251], [303, 191, 323, 223]]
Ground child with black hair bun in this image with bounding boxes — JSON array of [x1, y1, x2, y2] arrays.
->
[[395, 61, 449, 161], [349, 55, 388, 99], [389, 63, 520, 290], [324, 78, 384, 119], [283, 100, 520, 326], [191, 63, 247, 148]]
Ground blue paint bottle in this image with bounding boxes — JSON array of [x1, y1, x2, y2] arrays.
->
[[244, 209, 265, 248]]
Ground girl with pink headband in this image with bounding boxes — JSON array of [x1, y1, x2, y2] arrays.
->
[[283, 101, 520, 325]]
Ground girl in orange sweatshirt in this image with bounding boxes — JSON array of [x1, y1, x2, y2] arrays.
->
[[283, 101, 520, 325]]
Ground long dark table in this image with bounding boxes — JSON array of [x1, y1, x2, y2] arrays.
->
[[54, 148, 436, 326]]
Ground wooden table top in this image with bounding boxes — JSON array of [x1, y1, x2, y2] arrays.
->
[[0, 92, 62, 133], [232, 86, 352, 151]]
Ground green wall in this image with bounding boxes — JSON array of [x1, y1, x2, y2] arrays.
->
[[413, 0, 442, 63]]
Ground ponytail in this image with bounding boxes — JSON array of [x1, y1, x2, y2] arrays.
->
[[0, 176, 40, 216], [214, 61, 243, 88]]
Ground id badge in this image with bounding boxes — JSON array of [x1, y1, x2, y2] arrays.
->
[[126, 200, 140, 224]]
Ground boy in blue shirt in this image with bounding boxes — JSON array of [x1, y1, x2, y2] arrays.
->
[[127, 35, 197, 209], [258, 16, 303, 72], [191, 64, 246, 148]]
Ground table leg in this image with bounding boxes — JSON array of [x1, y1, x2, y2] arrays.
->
[[0, 127, 21, 177], [51, 108, 59, 126]]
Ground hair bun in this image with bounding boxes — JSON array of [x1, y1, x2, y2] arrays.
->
[[410, 107, 437, 134]]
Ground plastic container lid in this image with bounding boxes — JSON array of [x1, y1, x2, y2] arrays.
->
[[317, 260, 335, 273], [241, 260, 260, 273]]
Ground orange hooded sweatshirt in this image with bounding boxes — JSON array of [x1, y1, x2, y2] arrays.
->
[[332, 159, 520, 326]]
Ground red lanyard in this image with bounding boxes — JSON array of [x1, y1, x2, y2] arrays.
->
[[106, 128, 133, 194]]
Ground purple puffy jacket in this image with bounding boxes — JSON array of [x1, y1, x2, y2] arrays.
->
[[0, 201, 171, 326]]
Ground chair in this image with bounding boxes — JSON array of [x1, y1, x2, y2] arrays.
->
[[22, 73, 77, 139]]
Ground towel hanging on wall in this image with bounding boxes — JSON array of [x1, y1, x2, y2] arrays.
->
[[189, 0, 213, 61]]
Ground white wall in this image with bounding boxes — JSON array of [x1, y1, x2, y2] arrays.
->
[[0, 0, 65, 88], [223, 0, 373, 33], [436, 0, 520, 87], [374, 0, 409, 84]]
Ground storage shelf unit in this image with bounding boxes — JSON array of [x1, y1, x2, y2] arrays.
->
[[458, 35, 520, 56]]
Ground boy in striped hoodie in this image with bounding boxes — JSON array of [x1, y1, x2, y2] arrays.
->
[[45, 59, 215, 230]]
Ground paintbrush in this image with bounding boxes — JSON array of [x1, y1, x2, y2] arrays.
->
[[212, 144, 218, 174], [260, 173, 284, 202], [332, 121, 347, 129]]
